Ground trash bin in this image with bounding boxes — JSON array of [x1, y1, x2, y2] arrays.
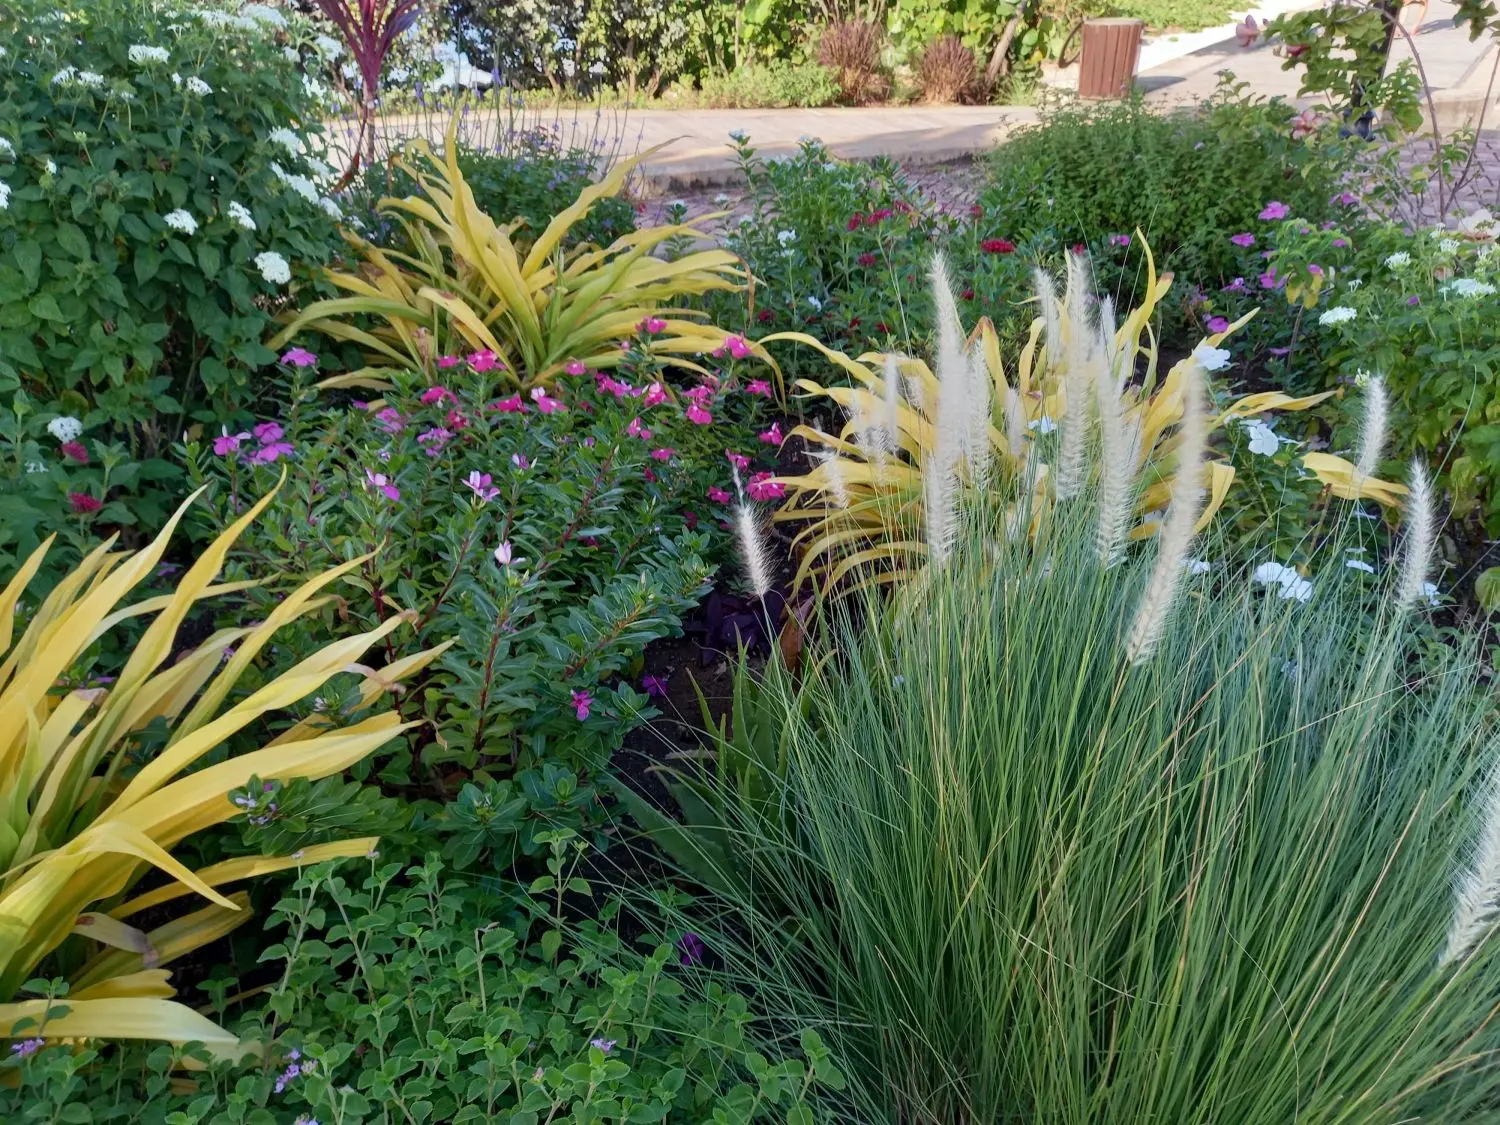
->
[[1078, 18, 1143, 98]]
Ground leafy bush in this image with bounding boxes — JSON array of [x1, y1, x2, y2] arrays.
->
[[276, 129, 763, 390], [917, 34, 981, 103], [3, 852, 843, 1123], [816, 19, 889, 105], [694, 61, 841, 108], [0, 488, 443, 1053], [0, 0, 346, 574], [640, 447, 1492, 1122], [185, 336, 777, 790]]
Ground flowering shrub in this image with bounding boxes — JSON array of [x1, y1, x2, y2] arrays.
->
[[186, 339, 775, 787], [0, 0, 346, 577]]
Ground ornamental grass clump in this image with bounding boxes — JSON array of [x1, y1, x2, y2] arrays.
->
[[645, 412, 1500, 1120]]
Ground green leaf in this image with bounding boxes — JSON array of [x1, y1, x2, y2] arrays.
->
[[13, 239, 42, 289], [1476, 567, 1500, 613], [55, 222, 90, 260], [27, 293, 65, 321]]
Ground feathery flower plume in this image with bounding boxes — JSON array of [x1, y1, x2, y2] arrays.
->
[[1094, 297, 1134, 565], [730, 465, 774, 599], [1052, 257, 1094, 501], [1124, 362, 1208, 664], [1353, 373, 1387, 486], [882, 353, 903, 454], [965, 339, 993, 488], [1441, 760, 1500, 966], [924, 255, 968, 567], [1004, 385, 1026, 461], [1395, 459, 1434, 612], [812, 442, 851, 509]]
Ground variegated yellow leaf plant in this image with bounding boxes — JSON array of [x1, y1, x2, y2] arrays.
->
[[0, 483, 451, 1059], [272, 117, 777, 394], [767, 241, 1404, 596]]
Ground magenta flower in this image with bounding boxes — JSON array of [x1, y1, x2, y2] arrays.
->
[[365, 469, 400, 501], [713, 334, 753, 360], [280, 347, 318, 368], [564, 360, 587, 376], [707, 485, 732, 503], [1332, 238, 1348, 249], [10, 1038, 45, 1058], [253, 421, 284, 444], [643, 467, 656, 483], [1258, 270, 1282, 289], [626, 417, 652, 440], [678, 931, 706, 966], [638, 316, 667, 335], [1259, 201, 1288, 221], [1206, 316, 1230, 333], [376, 407, 404, 433], [597, 375, 637, 399], [463, 471, 499, 502], [1230, 232, 1255, 248], [418, 426, 453, 456], [530, 387, 566, 414], [60, 440, 89, 463], [213, 428, 251, 455], [492, 394, 526, 413], [468, 349, 503, 372], [420, 386, 457, 405], [683, 384, 714, 405], [494, 540, 514, 565], [1222, 277, 1248, 294], [759, 422, 784, 445], [650, 447, 675, 461], [745, 379, 772, 397], [643, 674, 669, 698], [747, 472, 785, 501], [726, 450, 750, 470], [572, 690, 593, 720], [1108, 233, 1131, 247], [642, 382, 667, 407], [248, 441, 294, 464], [686, 404, 713, 425], [511, 453, 530, 470], [1332, 191, 1359, 206], [437, 354, 463, 369], [1408, 294, 1421, 306], [68, 492, 102, 514]]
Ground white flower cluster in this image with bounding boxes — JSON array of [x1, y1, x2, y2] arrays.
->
[[163, 208, 197, 235], [318, 196, 342, 220], [198, 10, 259, 32], [128, 44, 170, 64], [1445, 278, 1497, 299], [186, 75, 212, 95], [776, 229, 796, 247], [254, 249, 290, 285], [1238, 417, 1280, 457], [0, 138, 12, 159], [0, 181, 9, 211], [1384, 250, 1411, 269], [313, 34, 342, 59], [271, 162, 319, 203], [1439, 238, 1461, 255], [267, 127, 304, 156], [52, 68, 106, 88], [47, 415, 83, 442], [1318, 306, 1357, 326], [1253, 561, 1313, 603], [241, 3, 288, 28], [1192, 343, 1231, 371], [226, 200, 256, 231]]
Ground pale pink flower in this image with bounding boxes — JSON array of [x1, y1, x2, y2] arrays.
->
[[511, 453, 530, 470], [626, 417, 651, 440], [1234, 14, 1259, 47], [642, 382, 667, 406], [494, 540, 514, 565], [464, 471, 499, 502], [280, 347, 318, 368], [376, 407, 404, 433], [365, 469, 399, 501], [530, 387, 565, 414], [417, 426, 453, 456]]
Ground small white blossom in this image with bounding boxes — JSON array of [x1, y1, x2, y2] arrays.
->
[[0, 138, 13, 159], [47, 415, 83, 442], [1192, 343, 1232, 371], [0, 181, 8, 210], [282, 46, 300, 62], [24, 461, 46, 474], [302, 74, 327, 100], [128, 44, 170, 64], [185, 76, 212, 96], [242, 4, 288, 27], [776, 229, 796, 246], [267, 127, 304, 156], [1421, 581, 1441, 607], [1318, 306, 1357, 326], [1346, 278, 1362, 290], [807, 295, 822, 310], [1344, 558, 1375, 573], [163, 208, 197, 235], [226, 200, 256, 231], [318, 196, 342, 220], [171, 72, 182, 87], [1384, 250, 1411, 269], [76, 71, 105, 88], [1240, 418, 1280, 457], [313, 34, 342, 58], [51, 67, 77, 85], [729, 129, 748, 142], [1439, 238, 1461, 254], [43, 159, 57, 175], [1181, 558, 1212, 575], [1027, 416, 1058, 434], [254, 250, 291, 285], [1253, 561, 1312, 603], [1445, 277, 1497, 298]]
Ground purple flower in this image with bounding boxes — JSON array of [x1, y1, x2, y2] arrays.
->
[[247, 441, 295, 464], [1307, 264, 1324, 276], [572, 690, 593, 721], [1332, 191, 1359, 206], [1408, 294, 1421, 306], [590, 1037, 616, 1053], [1205, 316, 1230, 333], [1222, 277, 1248, 294], [1268, 346, 1291, 356], [10, 1038, 44, 1058], [511, 453, 530, 470], [1230, 232, 1256, 247], [375, 407, 404, 433], [253, 421, 284, 444], [1332, 238, 1348, 248], [214, 428, 251, 455], [1108, 233, 1131, 247], [417, 426, 454, 456], [464, 471, 499, 502], [643, 674, 669, 698], [679, 931, 706, 965], [1258, 270, 1283, 290], [365, 469, 400, 501], [280, 347, 318, 368], [1259, 201, 1289, 221]]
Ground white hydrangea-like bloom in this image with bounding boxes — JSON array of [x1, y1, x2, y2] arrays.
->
[[273, 164, 319, 203], [0, 138, 13, 159], [776, 229, 796, 246], [128, 44, 170, 64], [318, 196, 342, 220], [48, 415, 84, 441], [1239, 418, 1280, 456], [163, 208, 197, 235], [1318, 306, 1357, 326], [268, 127, 304, 156], [1446, 278, 1497, 298], [282, 46, 300, 62], [227, 200, 256, 231], [1440, 238, 1461, 254], [241, 4, 287, 28], [76, 71, 105, 88], [1252, 561, 1312, 603], [52, 67, 78, 85], [1384, 250, 1411, 269], [255, 250, 291, 285], [313, 34, 342, 58], [0, 181, 9, 210], [302, 74, 327, 100], [44, 159, 57, 175], [1192, 343, 1231, 371], [185, 76, 212, 95]]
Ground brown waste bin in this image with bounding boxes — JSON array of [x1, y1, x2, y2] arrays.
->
[[1078, 18, 1143, 98]]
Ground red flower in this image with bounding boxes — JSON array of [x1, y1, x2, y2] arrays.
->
[[875, 321, 890, 333], [60, 441, 89, 463], [866, 208, 892, 225], [969, 204, 983, 218], [1071, 243, 1087, 255], [68, 492, 102, 514], [981, 238, 1015, 254], [848, 316, 861, 328], [757, 309, 774, 323], [960, 288, 975, 301], [856, 252, 878, 267], [847, 214, 862, 231], [894, 200, 913, 214]]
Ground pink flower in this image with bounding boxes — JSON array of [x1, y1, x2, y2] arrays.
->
[[437, 354, 463, 369], [365, 470, 400, 501], [1206, 316, 1230, 333], [60, 440, 89, 464], [642, 674, 669, 698], [707, 486, 732, 503], [511, 453, 530, 470], [68, 491, 102, 514], [420, 386, 457, 405], [745, 379, 772, 397], [726, 450, 750, 470], [722, 334, 753, 359], [376, 408, 404, 433], [643, 467, 656, 482], [564, 360, 587, 376], [1290, 108, 1321, 139], [626, 417, 652, 440], [1234, 14, 1259, 47], [638, 316, 667, 335], [981, 238, 1016, 254], [642, 382, 667, 407], [418, 426, 454, 456], [1307, 263, 1324, 276], [491, 394, 526, 413], [759, 422, 784, 445], [1230, 232, 1255, 248], [248, 442, 294, 464], [530, 387, 566, 414], [1222, 277, 1248, 293], [597, 375, 636, 399], [650, 447, 675, 461], [464, 471, 499, 502], [685, 404, 713, 425], [1332, 191, 1359, 206], [683, 384, 714, 405], [571, 689, 593, 720], [468, 349, 503, 372], [1259, 201, 1289, 221], [253, 421, 284, 444], [447, 408, 470, 430], [213, 429, 250, 456], [280, 347, 318, 368], [747, 472, 785, 501], [494, 540, 514, 565], [1108, 233, 1131, 247], [1258, 270, 1282, 289]]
